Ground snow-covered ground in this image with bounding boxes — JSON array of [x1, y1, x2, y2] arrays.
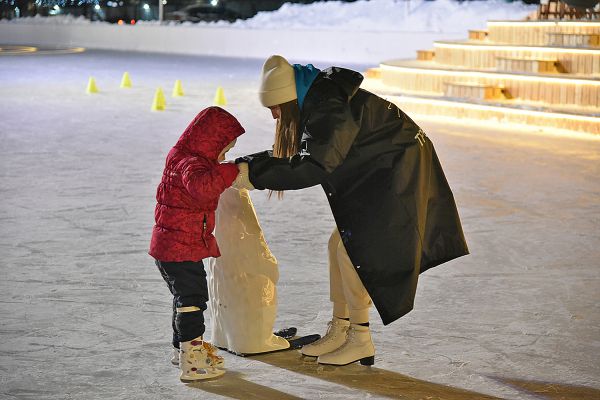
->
[[1, 48, 599, 400]]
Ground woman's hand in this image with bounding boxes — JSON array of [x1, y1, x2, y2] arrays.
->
[[232, 162, 255, 191]]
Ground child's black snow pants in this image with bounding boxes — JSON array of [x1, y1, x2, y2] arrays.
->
[[155, 259, 208, 349]]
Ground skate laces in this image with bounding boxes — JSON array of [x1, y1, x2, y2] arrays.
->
[[314, 320, 347, 345], [331, 326, 358, 353]]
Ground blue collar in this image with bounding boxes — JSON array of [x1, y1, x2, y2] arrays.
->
[[293, 64, 321, 111]]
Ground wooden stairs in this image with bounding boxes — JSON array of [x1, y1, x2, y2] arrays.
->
[[362, 19, 600, 135]]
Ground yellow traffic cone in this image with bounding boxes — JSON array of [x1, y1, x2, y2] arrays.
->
[[86, 77, 99, 94], [213, 86, 227, 106], [120, 72, 132, 89], [151, 87, 166, 111], [172, 79, 184, 97]]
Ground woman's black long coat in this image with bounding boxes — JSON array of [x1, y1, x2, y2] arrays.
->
[[240, 67, 469, 325]]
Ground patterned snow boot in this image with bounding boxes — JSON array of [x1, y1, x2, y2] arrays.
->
[[179, 337, 225, 382], [172, 342, 224, 368]]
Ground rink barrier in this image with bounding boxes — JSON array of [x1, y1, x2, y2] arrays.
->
[[0, 22, 463, 64]]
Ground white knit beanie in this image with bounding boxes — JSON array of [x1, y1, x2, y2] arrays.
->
[[259, 55, 297, 107]]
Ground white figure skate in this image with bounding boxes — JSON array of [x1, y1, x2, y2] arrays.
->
[[317, 324, 375, 366], [301, 317, 350, 357]]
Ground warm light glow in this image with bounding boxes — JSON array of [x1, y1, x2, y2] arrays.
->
[[388, 94, 600, 124], [117, 19, 124, 25], [130, 19, 136, 25], [0, 46, 37, 55], [0, 46, 85, 55], [488, 20, 600, 28], [434, 41, 600, 55], [379, 64, 600, 87]]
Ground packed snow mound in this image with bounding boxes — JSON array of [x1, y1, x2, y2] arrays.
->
[[0, 14, 97, 24], [1, 0, 537, 32], [210, 0, 537, 32]]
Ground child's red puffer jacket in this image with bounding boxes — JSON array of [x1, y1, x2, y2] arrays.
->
[[149, 107, 244, 262]]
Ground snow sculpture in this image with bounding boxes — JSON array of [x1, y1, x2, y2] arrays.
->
[[207, 188, 289, 355]]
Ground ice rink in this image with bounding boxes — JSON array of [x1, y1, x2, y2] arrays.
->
[[1, 49, 599, 399]]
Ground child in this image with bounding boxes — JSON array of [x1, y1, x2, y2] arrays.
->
[[149, 106, 245, 382]]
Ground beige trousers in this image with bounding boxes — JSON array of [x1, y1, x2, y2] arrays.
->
[[329, 228, 372, 324]]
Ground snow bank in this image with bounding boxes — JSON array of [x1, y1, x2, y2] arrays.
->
[[0, 0, 536, 63], [2, 0, 536, 32], [214, 0, 536, 32]]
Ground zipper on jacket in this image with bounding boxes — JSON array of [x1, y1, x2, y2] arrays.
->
[[201, 214, 208, 247]]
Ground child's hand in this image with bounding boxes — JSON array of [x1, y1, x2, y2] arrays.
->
[[232, 162, 255, 191]]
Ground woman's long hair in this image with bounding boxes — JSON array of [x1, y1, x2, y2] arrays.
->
[[270, 99, 301, 199]]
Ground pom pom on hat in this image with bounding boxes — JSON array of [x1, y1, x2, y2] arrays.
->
[[259, 55, 297, 107]]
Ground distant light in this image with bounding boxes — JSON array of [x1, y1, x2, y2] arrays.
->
[[119, 1, 123, 5], [94, 4, 100, 10], [162, 0, 167, 4], [53, 5, 60, 10], [210, 0, 218, 6], [143, 3, 149, 10], [117, 19, 124, 25], [130, 19, 136, 25]]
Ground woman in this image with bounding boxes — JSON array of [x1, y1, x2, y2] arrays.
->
[[233, 55, 468, 366]]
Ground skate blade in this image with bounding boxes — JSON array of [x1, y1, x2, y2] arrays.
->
[[274, 327, 298, 340], [318, 355, 375, 367]]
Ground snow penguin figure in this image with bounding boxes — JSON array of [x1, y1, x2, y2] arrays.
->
[[149, 106, 245, 382], [232, 55, 469, 366]]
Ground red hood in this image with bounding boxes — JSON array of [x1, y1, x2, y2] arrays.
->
[[175, 106, 245, 160]]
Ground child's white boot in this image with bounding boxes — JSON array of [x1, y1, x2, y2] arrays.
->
[[171, 342, 224, 368], [171, 347, 180, 366], [317, 324, 375, 366], [179, 337, 225, 382], [301, 317, 350, 357]]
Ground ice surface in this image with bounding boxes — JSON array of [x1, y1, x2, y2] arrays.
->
[[0, 50, 599, 399]]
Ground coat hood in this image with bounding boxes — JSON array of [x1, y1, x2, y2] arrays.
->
[[176, 106, 245, 160], [322, 67, 363, 98]]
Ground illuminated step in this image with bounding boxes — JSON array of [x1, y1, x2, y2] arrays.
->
[[433, 40, 600, 75], [362, 74, 597, 116], [416, 50, 435, 61], [385, 93, 600, 135], [496, 57, 562, 74], [444, 82, 505, 101], [468, 30, 489, 41], [364, 68, 381, 79], [487, 20, 600, 46], [546, 32, 600, 48], [379, 60, 600, 109]]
